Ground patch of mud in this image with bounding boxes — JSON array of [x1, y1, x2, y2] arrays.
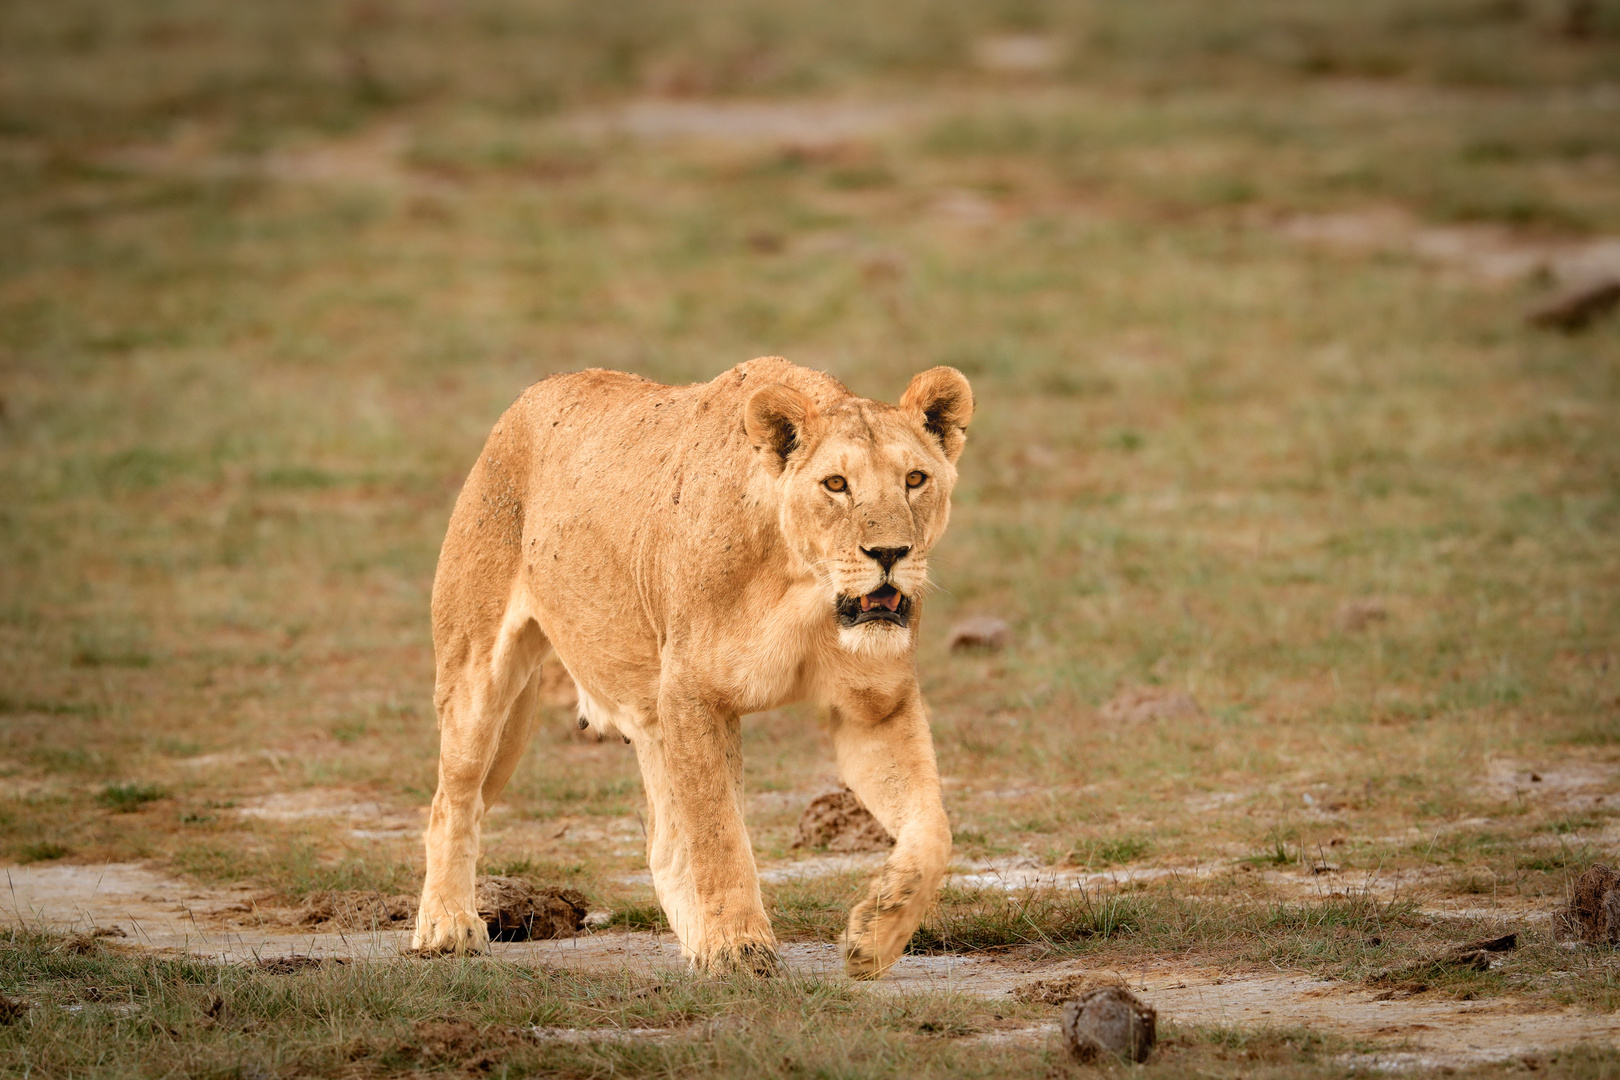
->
[[792, 788, 894, 854]]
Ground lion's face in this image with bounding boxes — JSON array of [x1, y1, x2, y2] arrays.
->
[[745, 368, 973, 656]]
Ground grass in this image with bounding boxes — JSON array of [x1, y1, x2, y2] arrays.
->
[[0, 0, 1618, 1074], [910, 884, 1146, 953], [94, 783, 167, 813], [4, 919, 1620, 1078], [0, 930, 1041, 1080]]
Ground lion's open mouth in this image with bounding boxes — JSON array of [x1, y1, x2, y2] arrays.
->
[[836, 584, 911, 628]]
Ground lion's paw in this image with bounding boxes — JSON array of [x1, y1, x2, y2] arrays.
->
[[840, 935, 895, 981], [411, 905, 490, 956], [702, 941, 783, 978]]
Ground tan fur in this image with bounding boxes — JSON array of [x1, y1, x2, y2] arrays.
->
[[413, 358, 972, 979]]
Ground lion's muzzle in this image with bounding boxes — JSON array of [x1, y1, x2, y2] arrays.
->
[[837, 584, 911, 628]]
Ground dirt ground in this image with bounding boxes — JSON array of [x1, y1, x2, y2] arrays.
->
[[7, 850, 1617, 1069]]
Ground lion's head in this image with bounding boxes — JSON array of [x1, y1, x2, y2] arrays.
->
[[744, 367, 973, 656]]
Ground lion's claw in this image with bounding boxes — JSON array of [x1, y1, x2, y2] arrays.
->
[[703, 941, 783, 978], [411, 906, 490, 956]]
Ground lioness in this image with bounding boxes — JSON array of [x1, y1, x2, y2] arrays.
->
[[414, 357, 972, 979]]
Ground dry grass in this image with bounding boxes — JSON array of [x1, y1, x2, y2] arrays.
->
[[2, 0, 1619, 1075]]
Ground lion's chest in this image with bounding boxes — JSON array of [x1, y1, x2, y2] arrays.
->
[[721, 578, 830, 714]]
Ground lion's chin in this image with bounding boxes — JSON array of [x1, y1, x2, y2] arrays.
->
[[836, 620, 913, 658]]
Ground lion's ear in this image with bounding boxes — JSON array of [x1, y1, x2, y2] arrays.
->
[[744, 383, 817, 472], [900, 366, 973, 463]]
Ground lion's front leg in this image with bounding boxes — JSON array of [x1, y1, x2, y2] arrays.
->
[[831, 689, 952, 979], [638, 683, 779, 976]]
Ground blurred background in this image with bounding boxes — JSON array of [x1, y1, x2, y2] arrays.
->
[[0, 1, 1617, 906]]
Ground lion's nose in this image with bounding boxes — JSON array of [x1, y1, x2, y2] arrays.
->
[[861, 546, 910, 571]]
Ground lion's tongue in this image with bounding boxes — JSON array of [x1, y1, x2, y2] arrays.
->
[[862, 591, 901, 612]]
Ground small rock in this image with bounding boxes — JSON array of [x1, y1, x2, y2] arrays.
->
[[792, 787, 894, 853], [1528, 275, 1620, 332], [1099, 687, 1204, 725], [475, 876, 589, 942], [1454, 932, 1518, 956], [746, 231, 784, 254], [946, 615, 1011, 652], [1552, 865, 1620, 945], [1061, 986, 1156, 1064], [1336, 598, 1389, 633]]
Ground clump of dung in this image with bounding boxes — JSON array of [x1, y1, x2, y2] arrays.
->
[[300, 878, 588, 942], [300, 891, 416, 930], [1336, 598, 1390, 632], [476, 876, 589, 942], [793, 788, 894, 853], [1012, 972, 1122, 1005], [1553, 864, 1620, 945], [1061, 986, 1157, 1064]]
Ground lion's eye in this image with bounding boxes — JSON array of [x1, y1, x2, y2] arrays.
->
[[906, 471, 927, 489], [824, 476, 847, 493]]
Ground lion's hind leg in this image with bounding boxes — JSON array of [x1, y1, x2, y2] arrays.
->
[[414, 604, 548, 956]]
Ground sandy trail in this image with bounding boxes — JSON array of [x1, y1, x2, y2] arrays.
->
[[4, 862, 1615, 1067]]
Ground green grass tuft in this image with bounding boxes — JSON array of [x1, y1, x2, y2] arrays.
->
[[910, 885, 1144, 953], [95, 783, 168, 812]]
